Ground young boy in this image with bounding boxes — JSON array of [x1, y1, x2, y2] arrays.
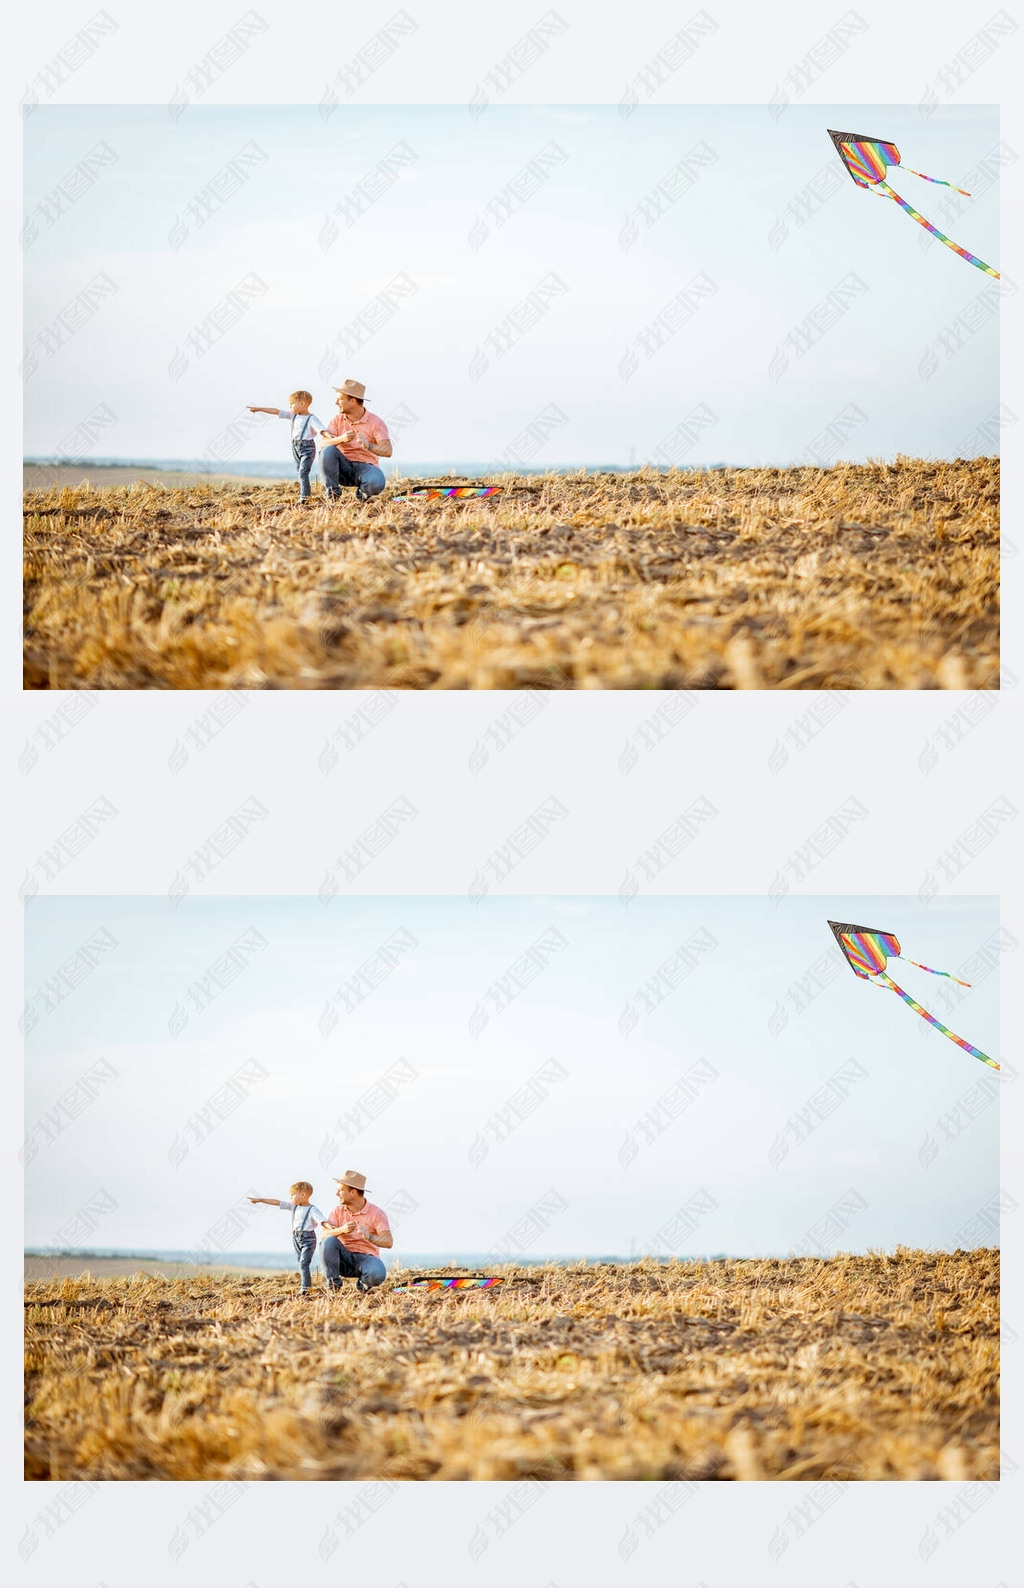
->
[[249, 1182, 326, 1296], [247, 392, 325, 504]]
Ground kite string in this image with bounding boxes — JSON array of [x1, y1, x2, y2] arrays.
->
[[873, 970, 999, 1069], [874, 179, 1000, 278]]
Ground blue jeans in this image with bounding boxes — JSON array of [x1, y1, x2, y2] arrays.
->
[[321, 448, 386, 500], [293, 1229, 316, 1292], [292, 439, 316, 501], [321, 1237, 386, 1291]]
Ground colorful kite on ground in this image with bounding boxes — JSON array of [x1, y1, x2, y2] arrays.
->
[[392, 1275, 504, 1292], [827, 130, 1000, 278], [827, 920, 998, 1069], [392, 484, 503, 501]]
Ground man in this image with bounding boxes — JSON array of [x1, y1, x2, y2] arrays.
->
[[319, 379, 392, 502], [319, 1168, 392, 1292]]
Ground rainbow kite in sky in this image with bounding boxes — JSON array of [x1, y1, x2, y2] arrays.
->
[[828, 920, 998, 1069], [827, 130, 1000, 278]]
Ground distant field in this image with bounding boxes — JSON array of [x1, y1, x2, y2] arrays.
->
[[24, 1255, 277, 1281], [23, 465, 272, 491], [23, 458, 998, 689], [25, 1249, 998, 1481]]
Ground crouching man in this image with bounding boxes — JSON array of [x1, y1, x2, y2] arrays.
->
[[319, 379, 391, 501], [319, 1168, 392, 1292]]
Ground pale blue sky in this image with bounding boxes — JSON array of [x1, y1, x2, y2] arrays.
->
[[23, 104, 1000, 467], [24, 895, 1000, 1259]]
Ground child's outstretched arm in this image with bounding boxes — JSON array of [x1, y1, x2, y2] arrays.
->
[[247, 406, 285, 415], [248, 1195, 288, 1205]]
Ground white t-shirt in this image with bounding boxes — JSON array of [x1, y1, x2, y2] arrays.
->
[[279, 1200, 325, 1236], [278, 410, 324, 446]]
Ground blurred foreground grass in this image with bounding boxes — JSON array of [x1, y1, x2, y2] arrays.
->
[[25, 1249, 999, 1480], [23, 459, 999, 690]]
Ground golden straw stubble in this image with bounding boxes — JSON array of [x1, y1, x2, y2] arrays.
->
[[23, 457, 998, 690], [24, 1247, 998, 1480]]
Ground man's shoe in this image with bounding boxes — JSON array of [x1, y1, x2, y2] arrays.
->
[[355, 486, 371, 502]]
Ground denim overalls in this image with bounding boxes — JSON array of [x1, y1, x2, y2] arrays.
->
[[292, 414, 316, 502], [292, 1204, 317, 1291]]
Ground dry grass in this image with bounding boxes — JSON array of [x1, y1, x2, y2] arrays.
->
[[25, 1248, 998, 1481], [23, 458, 998, 690]]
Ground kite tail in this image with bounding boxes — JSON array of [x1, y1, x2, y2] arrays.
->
[[875, 179, 1000, 277], [874, 970, 999, 1069], [897, 957, 972, 987], [900, 166, 972, 196]]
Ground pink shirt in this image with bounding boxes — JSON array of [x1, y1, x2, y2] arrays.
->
[[325, 409, 390, 466], [324, 1198, 390, 1255]]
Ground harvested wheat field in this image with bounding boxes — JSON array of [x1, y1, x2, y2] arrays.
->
[[25, 1248, 999, 1481], [23, 457, 998, 690]]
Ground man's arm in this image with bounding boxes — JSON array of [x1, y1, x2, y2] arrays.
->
[[337, 431, 392, 458], [352, 1221, 393, 1248], [356, 422, 392, 459], [323, 418, 392, 458]]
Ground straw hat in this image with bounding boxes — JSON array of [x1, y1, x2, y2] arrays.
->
[[334, 379, 368, 402], [335, 1169, 368, 1192]]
